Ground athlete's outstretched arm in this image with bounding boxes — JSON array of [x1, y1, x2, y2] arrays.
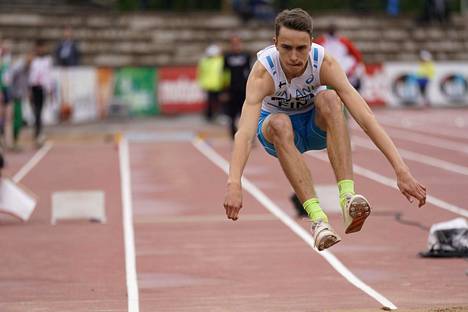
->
[[224, 61, 274, 220], [320, 53, 426, 207]]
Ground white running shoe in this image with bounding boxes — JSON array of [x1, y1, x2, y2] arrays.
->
[[310, 220, 341, 251], [342, 194, 371, 234]]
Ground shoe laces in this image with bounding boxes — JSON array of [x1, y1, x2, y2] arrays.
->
[[303, 218, 328, 231]]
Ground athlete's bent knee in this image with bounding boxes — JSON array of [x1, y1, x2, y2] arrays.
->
[[267, 114, 293, 142], [316, 90, 342, 119]]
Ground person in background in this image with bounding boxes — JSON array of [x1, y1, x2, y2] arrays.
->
[[315, 23, 364, 92], [416, 49, 435, 107], [29, 40, 53, 148], [386, 0, 400, 16], [54, 26, 80, 67], [10, 52, 32, 150], [0, 39, 14, 149], [419, 0, 450, 25], [55, 26, 79, 122], [197, 44, 224, 122], [223, 35, 251, 139], [0, 150, 4, 176]]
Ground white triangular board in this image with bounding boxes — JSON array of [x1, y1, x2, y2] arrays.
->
[[0, 177, 37, 221]]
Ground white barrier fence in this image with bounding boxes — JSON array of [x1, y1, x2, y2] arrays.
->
[[362, 62, 468, 108], [20, 63, 468, 126]]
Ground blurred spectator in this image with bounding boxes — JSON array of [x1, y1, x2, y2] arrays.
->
[[232, 0, 275, 23], [232, 0, 253, 22], [55, 26, 78, 123], [315, 23, 364, 92], [0, 39, 14, 149], [0, 150, 4, 176], [54, 26, 80, 67], [387, 0, 400, 16], [416, 49, 435, 107], [419, 0, 451, 24], [197, 44, 224, 122], [223, 35, 251, 139], [29, 40, 53, 148], [10, 52, 32, 150]]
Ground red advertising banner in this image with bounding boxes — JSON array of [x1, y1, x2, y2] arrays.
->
[[158, 66, 206, 114]]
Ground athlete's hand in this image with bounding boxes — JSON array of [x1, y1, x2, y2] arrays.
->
[[397, 170, 426, 207], [224, 182, 242, 221]]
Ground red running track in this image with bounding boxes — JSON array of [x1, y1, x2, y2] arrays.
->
[[0, 108, 467, 311]]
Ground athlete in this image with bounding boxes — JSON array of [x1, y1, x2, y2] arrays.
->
[[223, 8, 426, 251]]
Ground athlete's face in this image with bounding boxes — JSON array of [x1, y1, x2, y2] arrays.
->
[[274, 26, 312, 77]]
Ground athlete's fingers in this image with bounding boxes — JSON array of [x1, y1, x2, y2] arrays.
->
[[419, 185, 427, 198], [416, 187, 426, 207], [419, 185, 426, 207], [227, 206, 239, 220], [402, 190, 413, 203], [417, 191, 426, 205], [231, 207, 240, 221], [225, 205, 233, 219], [418, 196, 426, 208]]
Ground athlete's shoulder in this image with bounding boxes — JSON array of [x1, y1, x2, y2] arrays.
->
[[311, 42, 324, 49], [256, 44, 276, 59], [256, 45, 280, 78], [247, 61, 275, 97], [250, 60, 271, 81]]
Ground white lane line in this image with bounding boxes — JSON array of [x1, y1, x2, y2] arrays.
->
[[12, 141, 54, 183], [351, 125, 468, 155], [118, 137, 140, 312], [351, 136, 468, 176], [192, 137, 397, 311], [308, 152, 468, 218], [376, 116, 468, 140], [134, 213, 277, 224]]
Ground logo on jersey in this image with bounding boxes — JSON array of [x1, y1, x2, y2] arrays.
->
[[306, 75, 314, 84], [269, 85, 315, 110]]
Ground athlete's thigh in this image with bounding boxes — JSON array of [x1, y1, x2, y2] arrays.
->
[[313, 90, 331, 131], [291, 110, 327, 151]]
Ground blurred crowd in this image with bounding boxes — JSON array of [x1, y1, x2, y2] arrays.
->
[[197, 35, 251, 139], [0, 26, 80, 155]]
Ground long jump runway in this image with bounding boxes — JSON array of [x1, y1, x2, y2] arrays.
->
[[1, 108, 467, 311]]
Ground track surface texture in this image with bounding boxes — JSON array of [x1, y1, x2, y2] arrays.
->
[[1, 108, 467, 312]]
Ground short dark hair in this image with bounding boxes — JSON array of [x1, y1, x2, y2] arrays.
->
[[275, 8, 313, 37]]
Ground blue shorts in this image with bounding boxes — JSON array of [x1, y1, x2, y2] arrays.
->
[[257, 109, 327, 157]]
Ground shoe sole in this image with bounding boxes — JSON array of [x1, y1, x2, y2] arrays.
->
[[344, 195, 371, 234], [315, 229, 342, 251]]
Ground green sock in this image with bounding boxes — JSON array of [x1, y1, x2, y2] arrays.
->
[[303, 198, 328, 223], [338, 179, 355, 209]]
